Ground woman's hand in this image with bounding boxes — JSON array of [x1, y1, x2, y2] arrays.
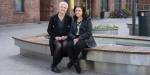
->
[[73, 38, 79, 45], [61, 36, 67, 40], [55, 36, 67, 40], [55, 37, 62, 40]]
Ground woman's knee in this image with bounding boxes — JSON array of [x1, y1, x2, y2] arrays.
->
[[74, 41, 83, 49], [62, 40, 68, 48], [55, 40, 61, 46], [53, 43, 63, 53]]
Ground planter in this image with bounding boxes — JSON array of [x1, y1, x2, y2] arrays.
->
[[93, 29, 118, 35], [93, 25, 119, 35]]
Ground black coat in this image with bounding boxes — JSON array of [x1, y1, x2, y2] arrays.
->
[[47, 14, 72, 56], [69, 17, 97, 48]]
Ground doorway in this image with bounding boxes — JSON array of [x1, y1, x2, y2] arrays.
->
[[40, 0, 51, 21]]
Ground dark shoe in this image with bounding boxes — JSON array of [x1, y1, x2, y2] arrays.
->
[[80, 51, 88, 59], [51, 67, 61, 73], [74, 62, 81, 74], [67, 61, 73, 69]]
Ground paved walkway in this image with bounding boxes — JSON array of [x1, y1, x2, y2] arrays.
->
[[0, 18, 135, 75]]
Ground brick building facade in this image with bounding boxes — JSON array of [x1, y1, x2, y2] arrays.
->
[[75, 0, 127, 19], [0, 0, 40, 23], [0, 0, 63, 24], [138, 0, 150, 10], [0, 0, 128, 24]]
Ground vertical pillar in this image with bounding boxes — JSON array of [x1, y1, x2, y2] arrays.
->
[[121, 0, 126, 9], [108, 0, 115, 12], [70, 0, 74, 9], [68, 0, 74, 15], [132, 0, 136, 35], [91, 0, 100, 19]]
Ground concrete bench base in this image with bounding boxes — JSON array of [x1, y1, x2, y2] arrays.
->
[[84, 49, 150, 75], [93, 62, 149, 75], [20, 48, 51, 61], [13, 34, 150, 75]]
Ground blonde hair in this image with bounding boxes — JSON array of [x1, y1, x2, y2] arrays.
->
[[59, 1, 68, 8]]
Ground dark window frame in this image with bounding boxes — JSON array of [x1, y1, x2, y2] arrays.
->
[[15, 0, 25, 13]]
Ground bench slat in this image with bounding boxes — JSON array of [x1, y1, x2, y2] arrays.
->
[[85, 45, 150, 54]]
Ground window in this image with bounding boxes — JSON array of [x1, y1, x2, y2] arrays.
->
[[15, 0, 24, 12], [101, 0, 108, 12]]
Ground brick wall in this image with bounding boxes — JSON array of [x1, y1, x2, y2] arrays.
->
[[0, 0, 40, 24], [91, 0, 100, 19], [138, 0, 150, 10], [121, 0, 126, 9], [138, 0, 150, 4]]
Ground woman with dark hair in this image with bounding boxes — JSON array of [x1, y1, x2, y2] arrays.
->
[[68, 6, 96, 74]]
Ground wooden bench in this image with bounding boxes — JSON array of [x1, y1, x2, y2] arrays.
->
[[13, 34, 150, 75]]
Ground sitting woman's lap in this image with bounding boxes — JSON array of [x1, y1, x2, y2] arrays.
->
[[54, 40, 72, 57]]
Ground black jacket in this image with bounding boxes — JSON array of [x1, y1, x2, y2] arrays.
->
[[47, 14, 72, 56], [69, 17, 96, 48]]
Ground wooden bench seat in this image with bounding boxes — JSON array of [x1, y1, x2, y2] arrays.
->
[[85, 45, 150, 54]]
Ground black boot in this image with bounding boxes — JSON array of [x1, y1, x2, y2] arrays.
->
[[51, 66, 61, 73], [73, 62, 81, 74]]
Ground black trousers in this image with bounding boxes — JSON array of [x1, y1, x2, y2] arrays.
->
[[68, 39, 88, 63]]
